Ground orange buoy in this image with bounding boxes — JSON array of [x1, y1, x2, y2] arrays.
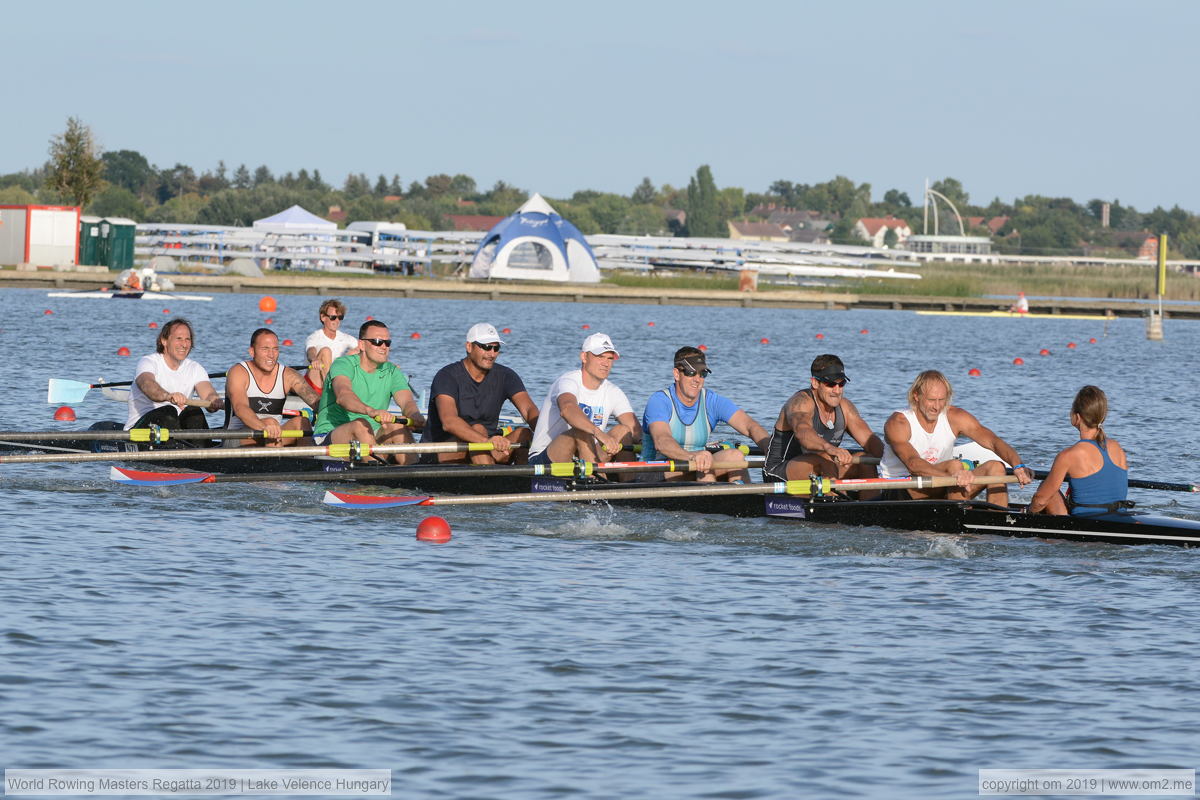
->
[[581, 324, 590, 330], [815, 333, 824, 340], [44, 309, 53, 315], [860, 329, 869, 335], [698, 344, 708, 351], [1039, 348, 1051, 356], [1067, 342, 1077, 349], [53, 406, 76, 421], [264, 317, 274, 325], [1088, 337, 1097, 344], [366, 315, 374, 321], [416, 516, 452, 542], [968, 368, 982, 377], [162, 308, 170, 314], [502, 328, 511, 334], [760, 338, 769, 344], [282, 339, 293, 346], [410, 332, 421, 339], [1013, 357, 1025, 365], [648, 321, 655, 327], [148, 322, 158, 329], [258, 296, 277, 312], [117, 346, 131, 356]]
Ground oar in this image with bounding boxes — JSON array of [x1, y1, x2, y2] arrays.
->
[[1025, 468, 1198, 493], [324, 474, 1020, 509], [47, 365, 308, 404], [0, 428, 306, 444], [0, 440, 509, 466], [109, 457, 764, 487]]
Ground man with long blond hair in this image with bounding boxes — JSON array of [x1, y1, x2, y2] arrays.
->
[[879, 369, 1032, 505]]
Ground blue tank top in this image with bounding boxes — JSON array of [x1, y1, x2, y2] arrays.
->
[[1067, 439, 1127, 515]]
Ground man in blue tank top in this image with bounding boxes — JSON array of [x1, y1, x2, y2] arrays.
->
[[640, 347, 770, 482]]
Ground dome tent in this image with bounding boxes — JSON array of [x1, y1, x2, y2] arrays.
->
[[469, 194, 600, 283]]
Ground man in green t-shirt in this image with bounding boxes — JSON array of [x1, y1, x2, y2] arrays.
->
[[313, 320, 426, 463]]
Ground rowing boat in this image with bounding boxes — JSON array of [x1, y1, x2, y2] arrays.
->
[[46, 288, 214, 302], [914, 310, 1111, 320]]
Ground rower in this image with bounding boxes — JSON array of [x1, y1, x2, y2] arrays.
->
[[419, 323, 539, 465], [222, 328, 320, 447], [1010, 291, 1030, 314], [125, 317, 223, 432], [527, 333, 640, 467], [304, 298, 359, 394], [763, 354, 883, 489], [311, 320, 425, 464], [639, 347, 769, 482], [1029, 385, 1128, 516], [879, 369, 1033, 504]]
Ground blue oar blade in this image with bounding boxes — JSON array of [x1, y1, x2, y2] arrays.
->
[[47, 379, 91, 404], [323, 490, 431, 509], [110, 466, 212, 486]]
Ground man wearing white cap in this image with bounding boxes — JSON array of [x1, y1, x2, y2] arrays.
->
[[420, 323, 539, 464], [527, 333, 640, 466]]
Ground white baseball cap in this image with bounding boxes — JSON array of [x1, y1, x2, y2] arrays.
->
[[582, 332, 619, 356], [466, 323, 505, 345]]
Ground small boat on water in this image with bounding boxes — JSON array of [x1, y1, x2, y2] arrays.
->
[[47, 287, 214, 302], [915, 309, 1110, 320]]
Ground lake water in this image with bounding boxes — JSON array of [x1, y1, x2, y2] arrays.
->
[[2, 287, 1198, 799]]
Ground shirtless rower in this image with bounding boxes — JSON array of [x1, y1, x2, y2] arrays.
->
[[223, 328, 320, 447], [312, 320, 425, 464], [420, 323, 539, 464], [305, 299, 359, 394], [527, 333, 640, 466], [640, 347, 770, 482], [763, 354, 883, 484], [125, 318, 223, 432], [878, 369, 1033, 504]]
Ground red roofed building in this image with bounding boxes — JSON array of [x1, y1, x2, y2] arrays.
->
[[727, 220, 789, 241], [853, 215, 913, 247], [447, 214, 505, 232]]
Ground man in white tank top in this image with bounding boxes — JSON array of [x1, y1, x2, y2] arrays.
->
[[879, 370, 1033, 505], [225, 328, 321, 447]]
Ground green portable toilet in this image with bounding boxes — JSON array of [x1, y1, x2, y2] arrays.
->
[[102, 217, 138, 270], [79, 216, 103, 266]]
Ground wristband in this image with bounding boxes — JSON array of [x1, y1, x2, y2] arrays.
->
[[1013, 463, 1027, 471], [960, 459, 976, 471]]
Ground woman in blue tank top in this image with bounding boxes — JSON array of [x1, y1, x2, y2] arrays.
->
[[1029, 385, 1128, 516]]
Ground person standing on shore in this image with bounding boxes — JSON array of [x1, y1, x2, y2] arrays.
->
[[305, 299, 359, 394]]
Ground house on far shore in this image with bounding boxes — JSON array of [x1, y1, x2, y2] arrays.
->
[[728, 220, 789, 241], [447, 214, 505, 232], [854, 215, 912, 247]]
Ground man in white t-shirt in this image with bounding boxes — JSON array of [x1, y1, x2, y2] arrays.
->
[[125, 318, 223, 430], [305, 298, 360, 394], [527, 333, 641, 466]]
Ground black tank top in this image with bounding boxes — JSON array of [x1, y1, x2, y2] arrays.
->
[[763, 389, 845, 479]]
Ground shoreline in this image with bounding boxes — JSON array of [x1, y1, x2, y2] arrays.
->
[[4, 268, 1195, 319]]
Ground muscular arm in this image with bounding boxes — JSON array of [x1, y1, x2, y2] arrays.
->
[[783, 392, 842, 459], [727, 409, 770, 452], [283, 368, 320, 408], [1029, 448, 1073, 513], [331, 375, 378, 416], [135, 372, 177, 405], [433, 393, 486, 443], [510, 390, 540, 429], [949, 406, 1032, 484], [392, 388, 425, 430], [226, 368, 269, 431], [883, 412, 961, 478], [841, 399, 884, 457]]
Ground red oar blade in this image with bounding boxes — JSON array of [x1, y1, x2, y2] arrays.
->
[[323, 490, 432, 508], [110, 466, 214, 486], [48, 379, 91, 404]]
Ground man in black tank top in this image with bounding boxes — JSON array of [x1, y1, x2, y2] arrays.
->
[[224, 328, 320, 447], [763, 354, 883, 488]]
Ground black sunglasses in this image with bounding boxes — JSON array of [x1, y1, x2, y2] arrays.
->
[[364, 337, 392, 347], [473, 342, 501, 352], [675, 362, 711, 378], [325, 314, 344, 320], [818, 379, 846, 388]]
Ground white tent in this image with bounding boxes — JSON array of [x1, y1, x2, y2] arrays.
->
[[253, 205, 336, 230], [469, 194, 601, 283]]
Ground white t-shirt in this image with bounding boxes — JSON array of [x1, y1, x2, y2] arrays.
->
[[125, 353, 211, 429], [305, 329, 359, 361], [529, 368, 634, 457], [878, 408, 956, 478]]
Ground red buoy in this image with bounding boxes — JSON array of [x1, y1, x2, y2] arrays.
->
[[162, 308, 170, 314], [759, 338, 769, 344], [264, 317, 274, 325], [258, 296, 277, 312], [698, 344, 708, 351], [117, 346, 131, 356], [860, 329, 869, 335], [282, 339, 293, 346], [647, 321, 655, 327], [1088, 337, 1097, 344], [581, 324, 590, 330], [815, 333, 824, 340], [43, 309, 53, 315], [501, 328, 511, 334], [148, 322, 158, 329], [1013, 357, 1025, 365], [53, 406, 76, 421], [416, 516, 452, 542], [410, 332, 421, 339], [968, 368, 982, 377], [366, 315, 374, 321], [1039, 348, 1051, 356]]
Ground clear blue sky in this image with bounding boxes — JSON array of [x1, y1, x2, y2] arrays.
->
[[5, 0, 1197, 211]]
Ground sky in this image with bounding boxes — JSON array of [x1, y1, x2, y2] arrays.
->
[[4, 0, 1198, 212]]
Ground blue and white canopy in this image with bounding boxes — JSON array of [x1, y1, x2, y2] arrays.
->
[[469, 194, 600, 283]]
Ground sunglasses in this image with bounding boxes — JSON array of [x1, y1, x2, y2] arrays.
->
[[363, 337, 392, 347], [473, 342, 501, 352], [325, 314, 344, 320], [818, 379, 847, 388], [675, 363, 711, 378]]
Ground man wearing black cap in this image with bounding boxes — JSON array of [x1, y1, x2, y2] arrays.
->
[[763, 354, 883, 483], [640, 346, 770, 482]]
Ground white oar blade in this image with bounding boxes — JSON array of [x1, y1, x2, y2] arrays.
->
[[47, 379, 90, 404]]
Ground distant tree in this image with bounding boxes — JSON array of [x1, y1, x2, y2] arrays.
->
[[146, 192, 206, 224], [156, 163, 197, 203], [586, 193, 632, 233], [89, 185, 146, 220], [930, 177, 969, 211], [406, 180, 426, 199], [883, 189, 912, 208], [46, 116, 105, 208], [253, 165, 274, 186], [343, 172, 370, 199], [717, 187, 744, 224], [684, 165, 722, 237], [829, 217, 869, 246], [768, 180, 797, 207], [631, 177, 657, 205], [624, 204, 667, 235], [425, 174, 453, 197], [101, 149, 156, 196], [311, 169, 329, 193], [375, 174, 389, 196], [883, 227, 899, 248], [232, 164, 251, 190], [0, 185, 38, 204], [388, 174, 403, 195], [450, 174, 476, 197], [216, 160, 228, 186]]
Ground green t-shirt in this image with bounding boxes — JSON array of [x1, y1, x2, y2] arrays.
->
[[314, 354, 411, 435]]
